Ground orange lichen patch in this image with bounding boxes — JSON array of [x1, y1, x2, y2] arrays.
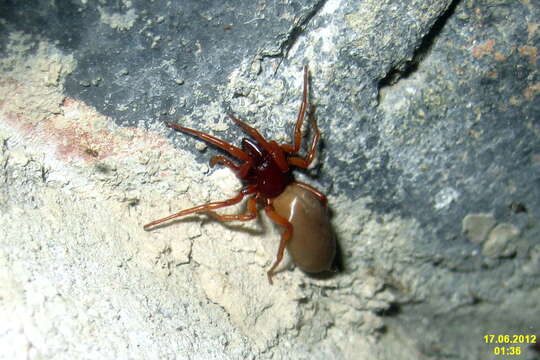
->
[[0, 79, 169, 165], [494, 52, 507, 62], [523, 82, 540, 100], [471, 39, 495, 58], [0, 31, 167, 166], [518, 45, 538, 65], [39, 98, 169, 163]]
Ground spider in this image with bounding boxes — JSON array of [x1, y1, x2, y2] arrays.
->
[[144, 66, 335, 284]]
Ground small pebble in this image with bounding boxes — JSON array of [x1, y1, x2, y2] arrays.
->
[[482, 223, 519, 258], [462, 213, 496, 244]]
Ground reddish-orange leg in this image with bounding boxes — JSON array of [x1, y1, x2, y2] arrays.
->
[[264, 67, 326, 281], [228, 114, 290, 172], [292, 180, 327, 206], [166, 120, 257, 177], [287, 105, 320, 168], [281, 65, 310, 155], [228, 114, 271, 150], [209, 155, 253, 178], [143, 185, 258, 230], [165, 121, 252, 163], [206, 194, 259, 221], [264, 199, 293, 285]]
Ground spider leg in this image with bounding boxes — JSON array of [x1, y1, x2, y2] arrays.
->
[[143, 185, 257, 230], [281, 65, 309, 154], [207, 194, 258, 221], [290, 181, 327, 206], [165, 121, 252, 162], [209, 155, 252, 178], [264, 199, 293, 285], [227, 114, 270, 148], [286, 105, 320, 169], [228, 114, 290, 172]]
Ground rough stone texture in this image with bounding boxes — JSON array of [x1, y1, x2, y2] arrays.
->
[[1, 0, 539, 359], [483, 223, 519, 259], [462, 213, 496, 244]]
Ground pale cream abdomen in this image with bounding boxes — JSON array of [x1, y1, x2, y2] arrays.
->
[[271, 184, 335, 273]]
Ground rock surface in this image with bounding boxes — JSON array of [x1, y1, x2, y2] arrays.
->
[[1, 0, 539, 359]]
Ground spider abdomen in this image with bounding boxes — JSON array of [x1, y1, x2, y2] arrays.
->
[[271, 183, 335, 273]]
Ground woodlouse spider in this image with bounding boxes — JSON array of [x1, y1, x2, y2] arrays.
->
[[144, 66, 335, 284]]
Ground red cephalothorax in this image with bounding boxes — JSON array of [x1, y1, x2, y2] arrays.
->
[[239, 137, 293, 198], [144, 66, 335, 284]]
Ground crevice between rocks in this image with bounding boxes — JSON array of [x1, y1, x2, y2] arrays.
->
[[260, 0, 328, 67], [377, 0, 462, 92]]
